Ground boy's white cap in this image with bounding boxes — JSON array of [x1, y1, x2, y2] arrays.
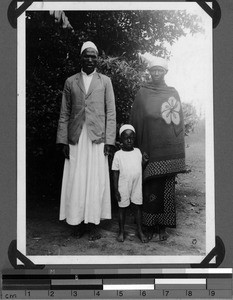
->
[[119, 124, 135, 136], [80, 41, 98, 54]]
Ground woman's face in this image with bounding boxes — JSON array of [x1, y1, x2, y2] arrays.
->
[[149, 66, 167, 83]]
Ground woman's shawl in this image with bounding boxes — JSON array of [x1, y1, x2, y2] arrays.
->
[[130, 82, 186, 180]]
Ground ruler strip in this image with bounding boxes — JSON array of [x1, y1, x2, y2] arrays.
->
[[155, 284, 206, 290], [103, 278, 154, 284], [207, 278, 232, 289], [1, 289, 232, 299], [51, 279, 102, 285], [50, 284, 103, 290], [2, 284, 51, 290], [2, 268, 232, 275], [2, 271, 233, 279], [103, 284, 154, 290], [155, 278, 206, 284]]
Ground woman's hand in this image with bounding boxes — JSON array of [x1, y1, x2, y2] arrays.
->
[[142, 152, 149, 166]]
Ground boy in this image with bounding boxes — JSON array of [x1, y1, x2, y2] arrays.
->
[[112, 124, 148, 243]]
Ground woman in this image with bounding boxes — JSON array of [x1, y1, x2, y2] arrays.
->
[[130, 56, 186, 241]]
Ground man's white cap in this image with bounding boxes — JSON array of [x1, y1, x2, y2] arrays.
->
[[119, 124, 135, 136], [139, 52, 168, 70], [80, 41, 98, 54]]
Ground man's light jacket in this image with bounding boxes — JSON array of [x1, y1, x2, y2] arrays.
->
[[56, 72, 116, 145]]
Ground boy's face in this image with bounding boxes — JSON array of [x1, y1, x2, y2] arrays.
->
[[121, 129, 135, 151]]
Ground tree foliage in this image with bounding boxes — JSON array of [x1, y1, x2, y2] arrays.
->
[[65, 10, 203, 57]]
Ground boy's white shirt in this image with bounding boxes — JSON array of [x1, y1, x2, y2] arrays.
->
[[112, 148, 142, 177]]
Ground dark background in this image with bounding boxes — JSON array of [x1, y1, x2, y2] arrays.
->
[[0, 0, 233, 269]]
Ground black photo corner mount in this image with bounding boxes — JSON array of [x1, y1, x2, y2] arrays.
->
[[8, 240, 45, 269], [190, 236, 225, 268], [8, 0, 221, 29], [7, 0, 35, 29], [186, 0, 221, 29]]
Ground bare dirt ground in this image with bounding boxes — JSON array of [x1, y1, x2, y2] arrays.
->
[[26, 124, 205, 257]]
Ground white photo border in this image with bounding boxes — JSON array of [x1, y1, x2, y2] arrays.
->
[[17, 1, 215, 265]]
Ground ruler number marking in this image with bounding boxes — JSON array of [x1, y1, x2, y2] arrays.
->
[[25, 290, 31, 297], [140, 290, 147, 297], [117, 290, 124, 297], [209, 290, 216, 297], [71, 290, 78, 297], [186, 290, 193, 297], [94, 290, 101, 297], [48, 290, 54, 297], [163, 290, 170, 296]]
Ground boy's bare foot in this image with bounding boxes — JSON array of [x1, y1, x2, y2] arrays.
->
[[138, 231, 149, 243], [159, 226, 168, 241], [88, 224, 101, 241], [117, 232, 125, 242]]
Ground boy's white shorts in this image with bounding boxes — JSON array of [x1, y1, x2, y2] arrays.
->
[[118, 176, 142, 208]]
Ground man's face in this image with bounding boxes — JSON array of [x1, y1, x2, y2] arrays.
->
[[149, 66, 167, 83], [81, 48, 98, 75]]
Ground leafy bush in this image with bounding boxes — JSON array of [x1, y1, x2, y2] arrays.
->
[[97, 57, 145, 125], [182, 102, 200, 135]]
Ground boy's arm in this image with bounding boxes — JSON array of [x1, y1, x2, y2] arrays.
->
[[112, 170, 121, 202]]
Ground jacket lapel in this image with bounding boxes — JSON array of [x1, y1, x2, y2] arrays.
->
[[86, 72, 101, 97], [75, 73, 86, 94]]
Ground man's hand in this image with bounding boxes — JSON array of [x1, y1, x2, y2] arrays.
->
[[62, 144, 70, 159], [104, 144, 113, 156], [115, 191, 121, 202]]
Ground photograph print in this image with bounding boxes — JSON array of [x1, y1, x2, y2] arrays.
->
[[17, 2, 214, 265]]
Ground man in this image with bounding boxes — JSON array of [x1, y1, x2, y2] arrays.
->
[[57, 41, 116, 241]]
